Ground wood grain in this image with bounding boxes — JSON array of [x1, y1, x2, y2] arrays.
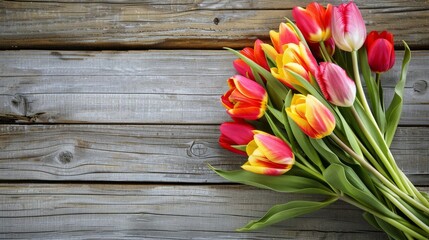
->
[[0, 1, 428, 49], [0, 124, 427, 184], [1, 50, 428, 125], [5, 183, 425, 239]]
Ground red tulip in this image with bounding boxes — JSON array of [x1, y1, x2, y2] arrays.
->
[[233, 39, 269, 80], [221, 75, 268, 120], [316, 62, 356, 107], [331, 2, 366, 52], [292, 2, 333, 43], [219, 121, 255, 155], [365, 31, 395, 73]]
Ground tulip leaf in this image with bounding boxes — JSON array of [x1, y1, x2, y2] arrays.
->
[[385, 41, 411, 147], [362, 212, 383, 231], [231, 145, 247, 152], [251, 67, 266, 88], [323, 164, 399, 220], [309, 138, 341, 165], [282, 92, 297, 151], [265, 112, 289, 144], [374, 216, 408, 240], [287, 113, 325, 172], [336, 108, 363, 157], [210, 166, 334, 196], [237, 197, 337, 231]]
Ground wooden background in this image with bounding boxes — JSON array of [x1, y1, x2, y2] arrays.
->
[[0, 0, 428, 239]]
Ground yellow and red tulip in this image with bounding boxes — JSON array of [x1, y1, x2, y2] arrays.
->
[[221, 75, 268, 120], [219, 121, 255, 156], [365, 31, 395, 73], [233, 39, 270, 80], [242, 131, 295, 176], [331, 2, 366, 52], [286, 94, 336, 139], [316, 62, 356, 107], [292, 2, 333, 43], [270, 42, 318, 89], [270, 22, 300, 53]]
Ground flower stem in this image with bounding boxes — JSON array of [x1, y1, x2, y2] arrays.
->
[[350, 106, 408, 193], [341, 195, 428, 239], [330, 133, 429, 214], [352, 50, 372, 115], [319, 41, 332, 63]]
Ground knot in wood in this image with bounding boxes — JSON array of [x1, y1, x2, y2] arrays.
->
[[413, 80, 427, 94], [58, 151, 73, 164], [213, 17, 220, 25], [188, 141, 208, 157]]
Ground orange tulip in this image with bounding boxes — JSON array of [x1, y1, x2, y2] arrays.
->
[[292, 2, 333, 43], [221, 75, 268, 120]]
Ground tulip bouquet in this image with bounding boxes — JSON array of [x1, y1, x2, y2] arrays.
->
[[212, 1, 429, 239]]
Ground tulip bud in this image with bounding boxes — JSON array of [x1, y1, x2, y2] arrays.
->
[[316, 62, 356, 107], [292, 2, 333, 43], [365, 31, 395, 73], [331, 2, 366, 52], [242, 131, 295, 176], [221, 75, 268, 120], [219, 121, 255, 155], [286, 94, 336, 139]]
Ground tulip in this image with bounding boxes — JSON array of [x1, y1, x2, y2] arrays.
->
[[331, 2, 366, 52], [270, 22, 300, 53], [242, 131, 294, 176], [292, 2, 333, 43], [270, 42, 318, 89], [219, 121, 255, 155], [286, 94, 336, 139], [365, 31, 395, 73], [316, 62, 356, 107], [233, 39, 269, 80], [221, 75, 268, 120]]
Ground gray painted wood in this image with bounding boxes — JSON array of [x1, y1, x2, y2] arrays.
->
[[5, 183, 423, 239], [0, 1, 428, 49], [0, 124, 427, 184], [1, 50, 428, 124]]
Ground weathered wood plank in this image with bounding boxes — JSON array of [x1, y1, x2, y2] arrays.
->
[[1, 50, 428, 125], [5, 183, 426, 239], [0, 1, 428, 49], [0, 124, 427, 184]]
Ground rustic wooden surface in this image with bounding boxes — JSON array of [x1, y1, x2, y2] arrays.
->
[[0, 1, 428, 239]]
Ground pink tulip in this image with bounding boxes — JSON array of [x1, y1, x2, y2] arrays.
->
[[292, 2, 333, 43], [242, 131, 295, 176], [221, 75, 268, 120], [365, 31, 395, 73], [331, 2, 366, 52], [286, 94, 336, 139], [219, 121, 255, 155], [316, 62, 356, 107]]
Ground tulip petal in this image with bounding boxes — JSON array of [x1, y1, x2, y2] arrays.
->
[[241, 161, 290, 176], [253, 133, 294, 165]]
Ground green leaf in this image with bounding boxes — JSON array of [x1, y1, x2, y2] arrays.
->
[[385, 41, 411, 146], [210, 167, 334, 196], [267, 105, 286, 125], [287, 112, 325, 172], [323, 164, 400, 220], [238, 197, 337, 231], [374, 216, 408, 240], [309, 138, 341, 165], [362, 212, 383, 231], [282, 92, 297, 151], [231, 145, 247, 152], [335, 108, 363, 157], [265, 112, 289, 143]]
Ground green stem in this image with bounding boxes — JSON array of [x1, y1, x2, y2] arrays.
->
[[356, 138, 389, 178], [331, 133, 429, 214], [350, 106, 408, 193], [341, 195, 428, 239], [352, 50, 372, 116], [319, 41, 332, 63], [379, 184, 429, 234]]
